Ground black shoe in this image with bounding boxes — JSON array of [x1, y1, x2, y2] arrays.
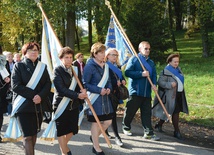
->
[[0, 136, 2, 143], [67, 150, 72, 155], [92, 147, 105, 155], [174, 131, 184, 140], [155, 123, 163, 132]]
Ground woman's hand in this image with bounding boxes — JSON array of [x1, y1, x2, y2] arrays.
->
[[171, 82, 177, 88], [106, 88, 111, 95], [4, 77, 10, 83], [33, 95, 41, 104], [100, 88, 107, 95], [122, 80, 126, 85], [78, 90, 88, 99]]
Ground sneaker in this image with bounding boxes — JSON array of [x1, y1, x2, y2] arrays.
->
[[115, 137, 123, 146], [123, 129, 132, 136], [143, 134, 160, 141]]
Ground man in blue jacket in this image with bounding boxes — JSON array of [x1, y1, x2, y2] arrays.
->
[[122, 41, 160, 141]]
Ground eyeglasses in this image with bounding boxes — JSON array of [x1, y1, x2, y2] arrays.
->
[[27, 49, 39, 52], [144, 48, 150, 51], [109, 53, 119, 57]]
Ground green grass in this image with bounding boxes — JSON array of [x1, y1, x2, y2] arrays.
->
[[77, 30, 214, 128]]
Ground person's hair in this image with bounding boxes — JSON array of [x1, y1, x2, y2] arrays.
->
[[0, 45, 2, 54], [104, 48, 120, 66], [138, 41, 150, 50], [166, 53, 180, 63], [58, 46, 74, 59], [21, 42, 40, 55], [75, 52, 83, 59], [90, 42, 106, 58]]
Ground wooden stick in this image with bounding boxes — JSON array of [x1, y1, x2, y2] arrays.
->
[[36, 2, 112, 148], [105, 0, 172, 123]]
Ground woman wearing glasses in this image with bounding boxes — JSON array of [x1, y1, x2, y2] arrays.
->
[[11, 42, 51, 154], [104, 48, 126, 146]]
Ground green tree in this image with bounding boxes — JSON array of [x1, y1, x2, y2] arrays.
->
[[195, 0, 214, 57], [123, 0, 171, 62]]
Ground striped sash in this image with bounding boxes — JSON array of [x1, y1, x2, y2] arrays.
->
[[3, 61, 46, 142]]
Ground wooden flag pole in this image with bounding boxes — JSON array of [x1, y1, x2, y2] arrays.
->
[[105, 0, 172, 123], [36, 2, 112, 148]]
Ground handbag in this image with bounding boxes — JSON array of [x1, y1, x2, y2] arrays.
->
[[115, 84, 129, 100], [112, 72, 129, 100]]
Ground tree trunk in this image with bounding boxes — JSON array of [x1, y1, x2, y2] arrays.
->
[[66, 0, 76, 49], [168, 0, 177, 51], [201, 25, 209, 57], [75, 25, 80, 51], [172, 0, 183, 30], [88, 0, 92, 48]]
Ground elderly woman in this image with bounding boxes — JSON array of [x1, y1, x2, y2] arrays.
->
[[12, 42, 51, 154], [53, 47, 87, 155], [83, 42, 114, 155], [153, 53, 189, 140]]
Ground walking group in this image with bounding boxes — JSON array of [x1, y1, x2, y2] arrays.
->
[[0, 41, 188, 155]]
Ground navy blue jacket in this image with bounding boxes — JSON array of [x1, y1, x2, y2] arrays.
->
[[83, 58, 113, 115]]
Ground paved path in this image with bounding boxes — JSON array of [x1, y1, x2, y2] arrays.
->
[[0, 115, 213, 155]]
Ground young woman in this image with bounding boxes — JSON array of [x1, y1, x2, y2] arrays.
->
[[53, 47, 87, 155], [153, 53, 189, 140]]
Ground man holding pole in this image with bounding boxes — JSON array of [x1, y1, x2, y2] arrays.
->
[[122, 41, 160, 141]]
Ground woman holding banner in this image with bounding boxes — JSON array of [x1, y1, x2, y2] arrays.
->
[[53, 47, 87, 155], [11, 42, 51, 154], [84, 42, 114, 155], [104, 48, 126, 146], [153, 53, 188, 140]]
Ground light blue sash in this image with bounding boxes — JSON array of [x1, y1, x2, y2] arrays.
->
[[41, 66, 78, 141], [3, 61, 46, 142], [78, 63, 109, 126]]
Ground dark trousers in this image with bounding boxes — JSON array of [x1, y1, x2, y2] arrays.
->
[[122, 95, 154, 135]]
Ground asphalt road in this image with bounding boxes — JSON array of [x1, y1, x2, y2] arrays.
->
[[0, 115, 213, 155]]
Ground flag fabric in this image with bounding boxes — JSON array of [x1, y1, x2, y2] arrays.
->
[[41, 16, 62, 79], [105, 16, 134, 67]]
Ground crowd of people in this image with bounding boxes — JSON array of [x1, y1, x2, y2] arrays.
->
[[0, 41, 188, 155]]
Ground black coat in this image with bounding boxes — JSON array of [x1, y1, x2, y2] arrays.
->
[[53, 65, 82, 110], [0, 73, 10, 114], [11, 57, 51, 113]]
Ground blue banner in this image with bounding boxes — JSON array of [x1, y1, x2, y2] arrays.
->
[[105, 17, 134, 67]]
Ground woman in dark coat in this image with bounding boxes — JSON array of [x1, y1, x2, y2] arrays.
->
[[12, 42, 51, 154], [0, 45, 10, 142], [53, 47, 87, 155], [153, 53, 189, 140]]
